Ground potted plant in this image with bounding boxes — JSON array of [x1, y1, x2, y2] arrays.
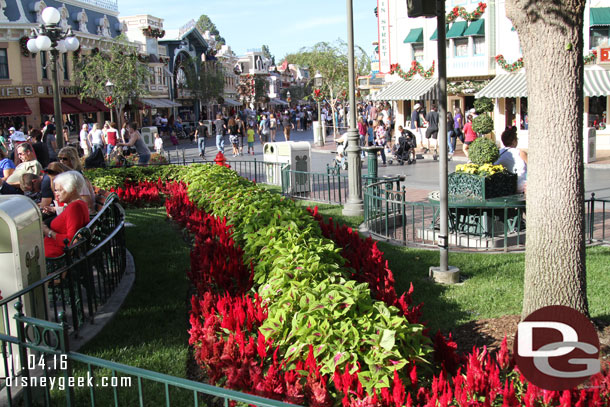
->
[[449, 138, 517, 199]]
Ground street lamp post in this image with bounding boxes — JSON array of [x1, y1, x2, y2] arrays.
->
[[314, 72, 324, 146], [342, 0, 363, 216], [27, 7, 79, 150], [105, 80, 115, 123]]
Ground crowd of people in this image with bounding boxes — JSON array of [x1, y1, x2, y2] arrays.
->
[[0, 119, 155, 260], [194, 106, 315, 157]]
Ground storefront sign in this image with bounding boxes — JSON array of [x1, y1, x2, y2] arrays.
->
[[0, 85, 81, 99], [600, 47, 610, 63], [377, 0, 391, 73]]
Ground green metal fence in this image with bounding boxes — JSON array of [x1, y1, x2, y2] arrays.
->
[[363, 179, 527, 252], [586, 193, 610, 244], [1, 303, 298, 407], [280, 164, 350, 204], [0, 195, 126, 405]]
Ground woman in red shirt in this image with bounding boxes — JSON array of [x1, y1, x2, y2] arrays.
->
[[42, 171, 90, 258], [462, 114, 477, 159], [104, 121, 119, 159]]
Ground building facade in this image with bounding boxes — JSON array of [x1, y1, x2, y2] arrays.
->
[[375, 0, 610, 151], [0, 0, 125, 132]]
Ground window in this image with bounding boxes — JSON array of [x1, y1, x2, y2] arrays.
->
[[454, 39, 468, 57], [41, 51, 48, 79], [0, 49, 8, 79], [588, 96, 606, 128], [519, 97, 528, 130], [591, 27, 609, 49], [62, 53, 69, 80], [412, 44, 424, 62], [473, 37, 485, 55]]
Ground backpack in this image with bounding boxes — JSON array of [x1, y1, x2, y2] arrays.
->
[[260, 119, 270, 135]]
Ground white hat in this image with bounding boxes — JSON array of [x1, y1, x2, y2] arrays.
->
[[469, 108, 476, 114], [413, 103, 421, 110], [8, 127, 15, 131]]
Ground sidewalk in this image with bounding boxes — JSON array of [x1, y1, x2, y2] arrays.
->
[[311, 138, 610, 168]]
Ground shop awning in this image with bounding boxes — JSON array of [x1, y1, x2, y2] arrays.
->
[[584, 70, 610, 96], [373, 78, 439, 101], [404, 28, 423, 43], [430, 25, 448, 41], [269, 98, 289, 106], [446, 21, 468, 39], [140, 98, 181, 108], [590, 8, 610, 26], [476, 70, 610, 98], [223, 98, 242, 107], [464, 19, 485, 36], [0, 98, 32, 117], [63, 97, 101, 113], [39, 98, 81, 115], [474, 73, 527, 98]]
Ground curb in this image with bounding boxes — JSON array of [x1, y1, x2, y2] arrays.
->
[[70, 250, 136, 351]]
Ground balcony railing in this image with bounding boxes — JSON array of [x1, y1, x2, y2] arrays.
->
[[75, 0, 118, 12]]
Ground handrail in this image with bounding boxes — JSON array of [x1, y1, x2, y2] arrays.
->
[[67, 352, 300, 407]]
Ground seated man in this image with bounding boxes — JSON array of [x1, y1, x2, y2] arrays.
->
[[0, 143, 42, 195]]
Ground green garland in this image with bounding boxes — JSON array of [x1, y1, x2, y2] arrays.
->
[[390, 60, 435, 80], [584, 50, 598, 65], [447, 80, 490, 95], [495, 55, 523, 72], [19, 36, 30, 57], [447, 2, 487, 23]]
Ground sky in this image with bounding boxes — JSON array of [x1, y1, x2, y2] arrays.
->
[[119, 0, 379, 60]]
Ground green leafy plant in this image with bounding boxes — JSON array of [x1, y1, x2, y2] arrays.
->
[[472, 114, 494, 136], [467, 136, 499, 165], [473, 97, 494, 114]]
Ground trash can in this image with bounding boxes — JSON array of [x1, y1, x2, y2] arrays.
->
[[0, 195, 47, 376], [140, 126, 158, 149], [263, 142, 311, 191], [584, 127, 597, 164]]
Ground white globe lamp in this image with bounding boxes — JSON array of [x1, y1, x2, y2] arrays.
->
[[35, 35, 52, 51], [65, 37, 79, 52], [41, 7, 61, 25], [26, 38, 39, 53]]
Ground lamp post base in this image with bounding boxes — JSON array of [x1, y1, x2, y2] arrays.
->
[[342, 201, 364, 217], [429, 266, 461, 284]]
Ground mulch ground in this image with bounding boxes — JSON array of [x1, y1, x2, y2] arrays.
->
[[448, 315, 610, 365]]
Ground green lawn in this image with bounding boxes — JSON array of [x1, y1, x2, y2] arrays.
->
[[53, 208, 194, 405]]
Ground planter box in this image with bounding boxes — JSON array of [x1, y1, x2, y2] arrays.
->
[[448, 172, 517, 200]]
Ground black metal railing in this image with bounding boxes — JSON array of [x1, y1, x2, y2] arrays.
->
[[587, 193, 610, 244]]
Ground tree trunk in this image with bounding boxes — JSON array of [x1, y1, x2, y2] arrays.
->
[[505, 0, 588, 318]]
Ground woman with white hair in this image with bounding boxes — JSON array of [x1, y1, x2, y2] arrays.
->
[[42, 171, 90, 258]]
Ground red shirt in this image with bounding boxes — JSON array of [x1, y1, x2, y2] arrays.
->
[[44, 200, 90, 258], [463, 122, 477, 142], [106, 129, 118, 146]]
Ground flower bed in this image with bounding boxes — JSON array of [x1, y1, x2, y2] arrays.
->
[[88, 162, 610, 406]]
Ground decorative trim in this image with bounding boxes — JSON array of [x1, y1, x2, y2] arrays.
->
[[446, 2, 487, 23], [389, 61, 435, 80], [494, 54, 523, 72], [447, 80, 490, 95]]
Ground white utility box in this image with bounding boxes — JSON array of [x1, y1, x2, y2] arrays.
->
[[140, 126, 158, 148], [263, 142, 311, 192], [584, 127, 597, 164], [0, 195, 47, 377]]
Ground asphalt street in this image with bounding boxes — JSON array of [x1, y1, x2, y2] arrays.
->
[[163, 127, 610, 200]]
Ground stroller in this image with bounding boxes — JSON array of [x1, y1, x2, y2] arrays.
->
[[394, 130, 417, 165], [335, 138, 348, 171]]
